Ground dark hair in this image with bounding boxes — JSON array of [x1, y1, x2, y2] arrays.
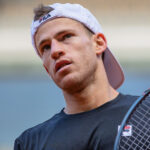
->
[[33, 4, 54, 21]]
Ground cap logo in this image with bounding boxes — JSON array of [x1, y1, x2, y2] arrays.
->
[[39, 13, 51, 23]]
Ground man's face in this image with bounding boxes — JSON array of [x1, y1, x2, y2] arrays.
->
[[35, 18, 99, 92]]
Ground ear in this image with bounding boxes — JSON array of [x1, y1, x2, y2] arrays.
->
[[43, 64, 49, 74], [93, 33, 107, 55]]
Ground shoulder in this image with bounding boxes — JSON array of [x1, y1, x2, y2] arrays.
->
[[117, 93, 139, 105], [14, 111, 64, 149], [107, 93, 139, 114]]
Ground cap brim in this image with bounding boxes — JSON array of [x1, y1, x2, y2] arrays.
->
[[103, 47, 124, 89]]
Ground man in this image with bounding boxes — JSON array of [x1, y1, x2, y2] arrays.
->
[[14, 3, 138, 150]]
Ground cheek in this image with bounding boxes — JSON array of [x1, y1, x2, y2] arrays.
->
[[42, 55, 53, 75], [75, 39, 95, 62]]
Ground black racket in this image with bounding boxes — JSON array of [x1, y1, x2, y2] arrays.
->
[[114, 89, 150, 150]]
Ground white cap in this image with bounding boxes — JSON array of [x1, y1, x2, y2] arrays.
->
[[31, 3, 124, 89]]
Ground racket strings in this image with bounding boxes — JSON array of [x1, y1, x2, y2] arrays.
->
[[119, 96, 150, 150], [136, 99, 150, 149], [120, 117, 150, 149], [120, 99, 150, 149], [126, 112, 150, 149]]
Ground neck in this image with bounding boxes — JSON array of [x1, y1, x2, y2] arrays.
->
[[63, 62, 119, 114]]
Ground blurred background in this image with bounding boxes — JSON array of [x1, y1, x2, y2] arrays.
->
[[0, 0, 150, 149]]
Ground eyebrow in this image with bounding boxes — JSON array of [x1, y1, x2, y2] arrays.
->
[[38, 29, 75, 48], [38, 39, 48, 48]]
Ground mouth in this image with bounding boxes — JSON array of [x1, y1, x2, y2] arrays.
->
[[55, 60, 71, 73]]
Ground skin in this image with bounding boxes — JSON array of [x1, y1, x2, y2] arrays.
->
[[35, 18, 118, 114]]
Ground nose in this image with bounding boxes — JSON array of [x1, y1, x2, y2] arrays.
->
[[51, 39, 65, 60]]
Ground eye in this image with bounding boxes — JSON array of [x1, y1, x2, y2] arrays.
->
[[64, 34, 72, 38], [62, 33, 73, 41], [41, 44, 51, 52]]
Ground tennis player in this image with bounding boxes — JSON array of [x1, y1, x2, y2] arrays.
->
[[14, 3, 138, 150]]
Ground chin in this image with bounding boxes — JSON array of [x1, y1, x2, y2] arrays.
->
[[56, 74, 83, 92]]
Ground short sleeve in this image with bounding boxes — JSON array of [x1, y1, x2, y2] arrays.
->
[[14, 139, 24, 150]]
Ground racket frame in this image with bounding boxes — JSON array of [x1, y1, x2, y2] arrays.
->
[[114, 89, 150, 150]]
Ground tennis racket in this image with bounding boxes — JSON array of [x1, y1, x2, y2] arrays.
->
[[114, 88, 150, 150]]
